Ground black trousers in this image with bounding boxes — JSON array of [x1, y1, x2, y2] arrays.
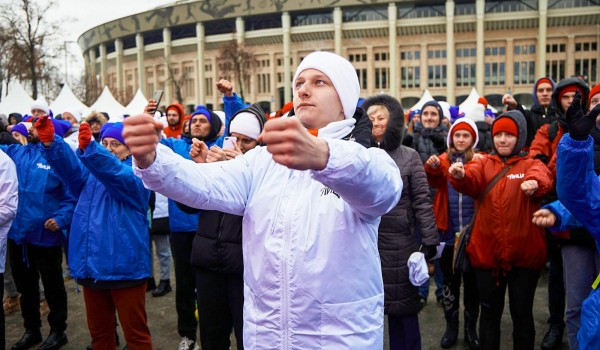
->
[[9, 239, 67, 333], [170, 232, 197, 340], [195, 268, 244, 350], [546, 234, 565, 328], [475, 267, 540, 350], [439, 244, 479, 317]]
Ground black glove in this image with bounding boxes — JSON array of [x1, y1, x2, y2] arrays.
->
[[419, 245, 437, 262], [567, 92, 600, 141]]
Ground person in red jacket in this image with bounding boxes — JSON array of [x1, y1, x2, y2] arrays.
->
[[448, 110, 553, 350], [425, 117, 482, 350], [163, 103, 185, 139]]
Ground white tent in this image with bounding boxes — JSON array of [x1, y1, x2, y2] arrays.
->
[[124, 89, 148, 116], [459, 87, 498, 121], [0, 81, 34, 116], [86, 86, 126, 121], [409, 89, 435, 111], [49, 83, 88, 116]]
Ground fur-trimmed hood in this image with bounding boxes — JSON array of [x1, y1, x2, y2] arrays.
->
[[361, 94, 404, 152]]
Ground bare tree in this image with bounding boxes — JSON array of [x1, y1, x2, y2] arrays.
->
[[165, 59, 188, 104], [218, 40, 256, 103], [0, 0, 61, 99]]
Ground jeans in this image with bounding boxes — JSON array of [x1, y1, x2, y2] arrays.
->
[[562, 245, 600, 350], [151, 234, 171, 281], [171, 232, 197, 340]]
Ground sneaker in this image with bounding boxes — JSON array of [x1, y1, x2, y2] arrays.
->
[[3, 295, 20, 316], [40, 299, 49, 316], [178, 337, 195, 350]]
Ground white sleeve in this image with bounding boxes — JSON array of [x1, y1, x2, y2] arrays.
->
[[311, 139, 402, 221], [133, 143, 254, 216], [0, 151, 18, 227]]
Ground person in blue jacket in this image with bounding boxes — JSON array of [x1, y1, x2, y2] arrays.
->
[[532, 93, 600, 350], [0, 120, 76, 350], [142, 79, 244, 350], [34, 116, 153, 350]]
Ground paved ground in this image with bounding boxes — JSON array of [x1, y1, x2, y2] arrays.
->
[[6, 269, 563, 349]]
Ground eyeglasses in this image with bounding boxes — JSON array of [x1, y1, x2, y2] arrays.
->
[[102, 140, 125, 149]]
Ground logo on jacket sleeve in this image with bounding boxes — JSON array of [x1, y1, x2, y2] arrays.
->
[[506, 173, 524, 180], [320, 186, 340, 198]]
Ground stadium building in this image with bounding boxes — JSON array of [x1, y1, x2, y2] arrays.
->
[[78, 0, 600, 113]]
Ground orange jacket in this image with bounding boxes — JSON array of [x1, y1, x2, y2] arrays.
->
[[425, 152, 452, 231], [450, 153, 553, 271], [163, 103, 185, 139], [529, 122, 565, 175]]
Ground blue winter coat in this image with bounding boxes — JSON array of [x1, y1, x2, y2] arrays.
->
[[0, 143, 76, 247], [555, 133, 600, 349], [42, 136, 151, 281]]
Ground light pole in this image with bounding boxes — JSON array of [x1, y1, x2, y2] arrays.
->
[[63, 40, 77, 86]]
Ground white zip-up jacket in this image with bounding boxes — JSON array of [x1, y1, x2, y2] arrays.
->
[[135, 137, 402, 349], [0, 150, 18, 273]]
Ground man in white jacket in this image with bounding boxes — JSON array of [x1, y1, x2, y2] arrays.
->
[[124, 51, 402, 349], [0, 149, 19, 346]]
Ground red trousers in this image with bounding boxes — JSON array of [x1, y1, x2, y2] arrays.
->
[[83, 283, 152, 350]]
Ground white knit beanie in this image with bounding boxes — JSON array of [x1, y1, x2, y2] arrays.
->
[[292, 51, 359, 120], [31, 98, 49, 114], [230, 112, 261, 140], [63, 108, 83, 122]]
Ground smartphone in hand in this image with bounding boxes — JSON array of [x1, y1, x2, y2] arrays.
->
[[223, 136, 237, 150], [152, 90, 164, 114]]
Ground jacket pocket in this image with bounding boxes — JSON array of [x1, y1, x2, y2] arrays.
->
[[320, 293, 384, 349]]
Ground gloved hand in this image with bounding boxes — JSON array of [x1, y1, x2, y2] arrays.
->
[[33, 115, 54, 143], [419, 244, 438, 261], [78, 122, 93, 151], [566, 91, 600, 140], [407, 252, 429, 287]]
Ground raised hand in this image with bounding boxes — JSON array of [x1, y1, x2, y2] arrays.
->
[[566, 91, 600, 140], [189, 138, 208, 163], [448, 161, 465, 179], [78, 122, 93, 151], [520, 179, 539, 196], [122, 114, 164, 168], [532, 209, 557, 228], [425, 154, 441, 168], [258, 117, 329, 171], [216, 79, 234, 97], [34, 115, 55, 144]]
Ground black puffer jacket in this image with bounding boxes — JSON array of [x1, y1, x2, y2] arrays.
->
[[188, 104, 267, 274], [362, 94, 439, 316]]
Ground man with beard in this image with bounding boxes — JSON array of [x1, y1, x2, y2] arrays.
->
[[163, 103, 185, 139], [142, 81, 243, 350], [0, 119, 76, 350]]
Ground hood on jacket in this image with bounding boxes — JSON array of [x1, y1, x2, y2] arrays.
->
[[447, 117, 479, 150], [8, 113, 23, 125], [360, 94, 404, 152], [228, 103, 267, 145], [552, 77, 590, 123], [532, 77, 556, 107], [491, 110, 527, 159], [165, 103, 185, 127], [190, 105, 222, 142], [344, 107, 375, 148]]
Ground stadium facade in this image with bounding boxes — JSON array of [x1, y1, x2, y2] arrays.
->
[[78, 0, 600, 113]]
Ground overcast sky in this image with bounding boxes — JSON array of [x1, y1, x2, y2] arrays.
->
[[43, 0, 173, 80]]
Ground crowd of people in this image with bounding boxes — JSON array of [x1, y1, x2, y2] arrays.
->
[[0, 49, 599, 350]]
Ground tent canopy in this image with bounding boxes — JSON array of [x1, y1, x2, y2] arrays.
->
[[49, 83, 88, 116], [0, 81, 34, 116], [86, 86, 126, 122], [409, 89, 434, 111], [124, 89, 148, 116]]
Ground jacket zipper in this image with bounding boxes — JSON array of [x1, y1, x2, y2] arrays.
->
[[458, 193, 463, 230]]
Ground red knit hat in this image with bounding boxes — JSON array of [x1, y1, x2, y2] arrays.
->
[[558, 85, 584, 102], [536, 78, 553, 89], [492, 117, 518, 137], [477, 97, 488, 108], [590, 84, 600, 102], [451, 122, 477, 141]]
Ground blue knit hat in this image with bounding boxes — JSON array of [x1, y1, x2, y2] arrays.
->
[[51, 119, 72, 137], [12, 123, 28, 137], [191, 105, 212, 123], [101, 122, 125, 145]]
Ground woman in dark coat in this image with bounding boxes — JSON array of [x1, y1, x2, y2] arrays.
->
[[363, 95, 439, 350]]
